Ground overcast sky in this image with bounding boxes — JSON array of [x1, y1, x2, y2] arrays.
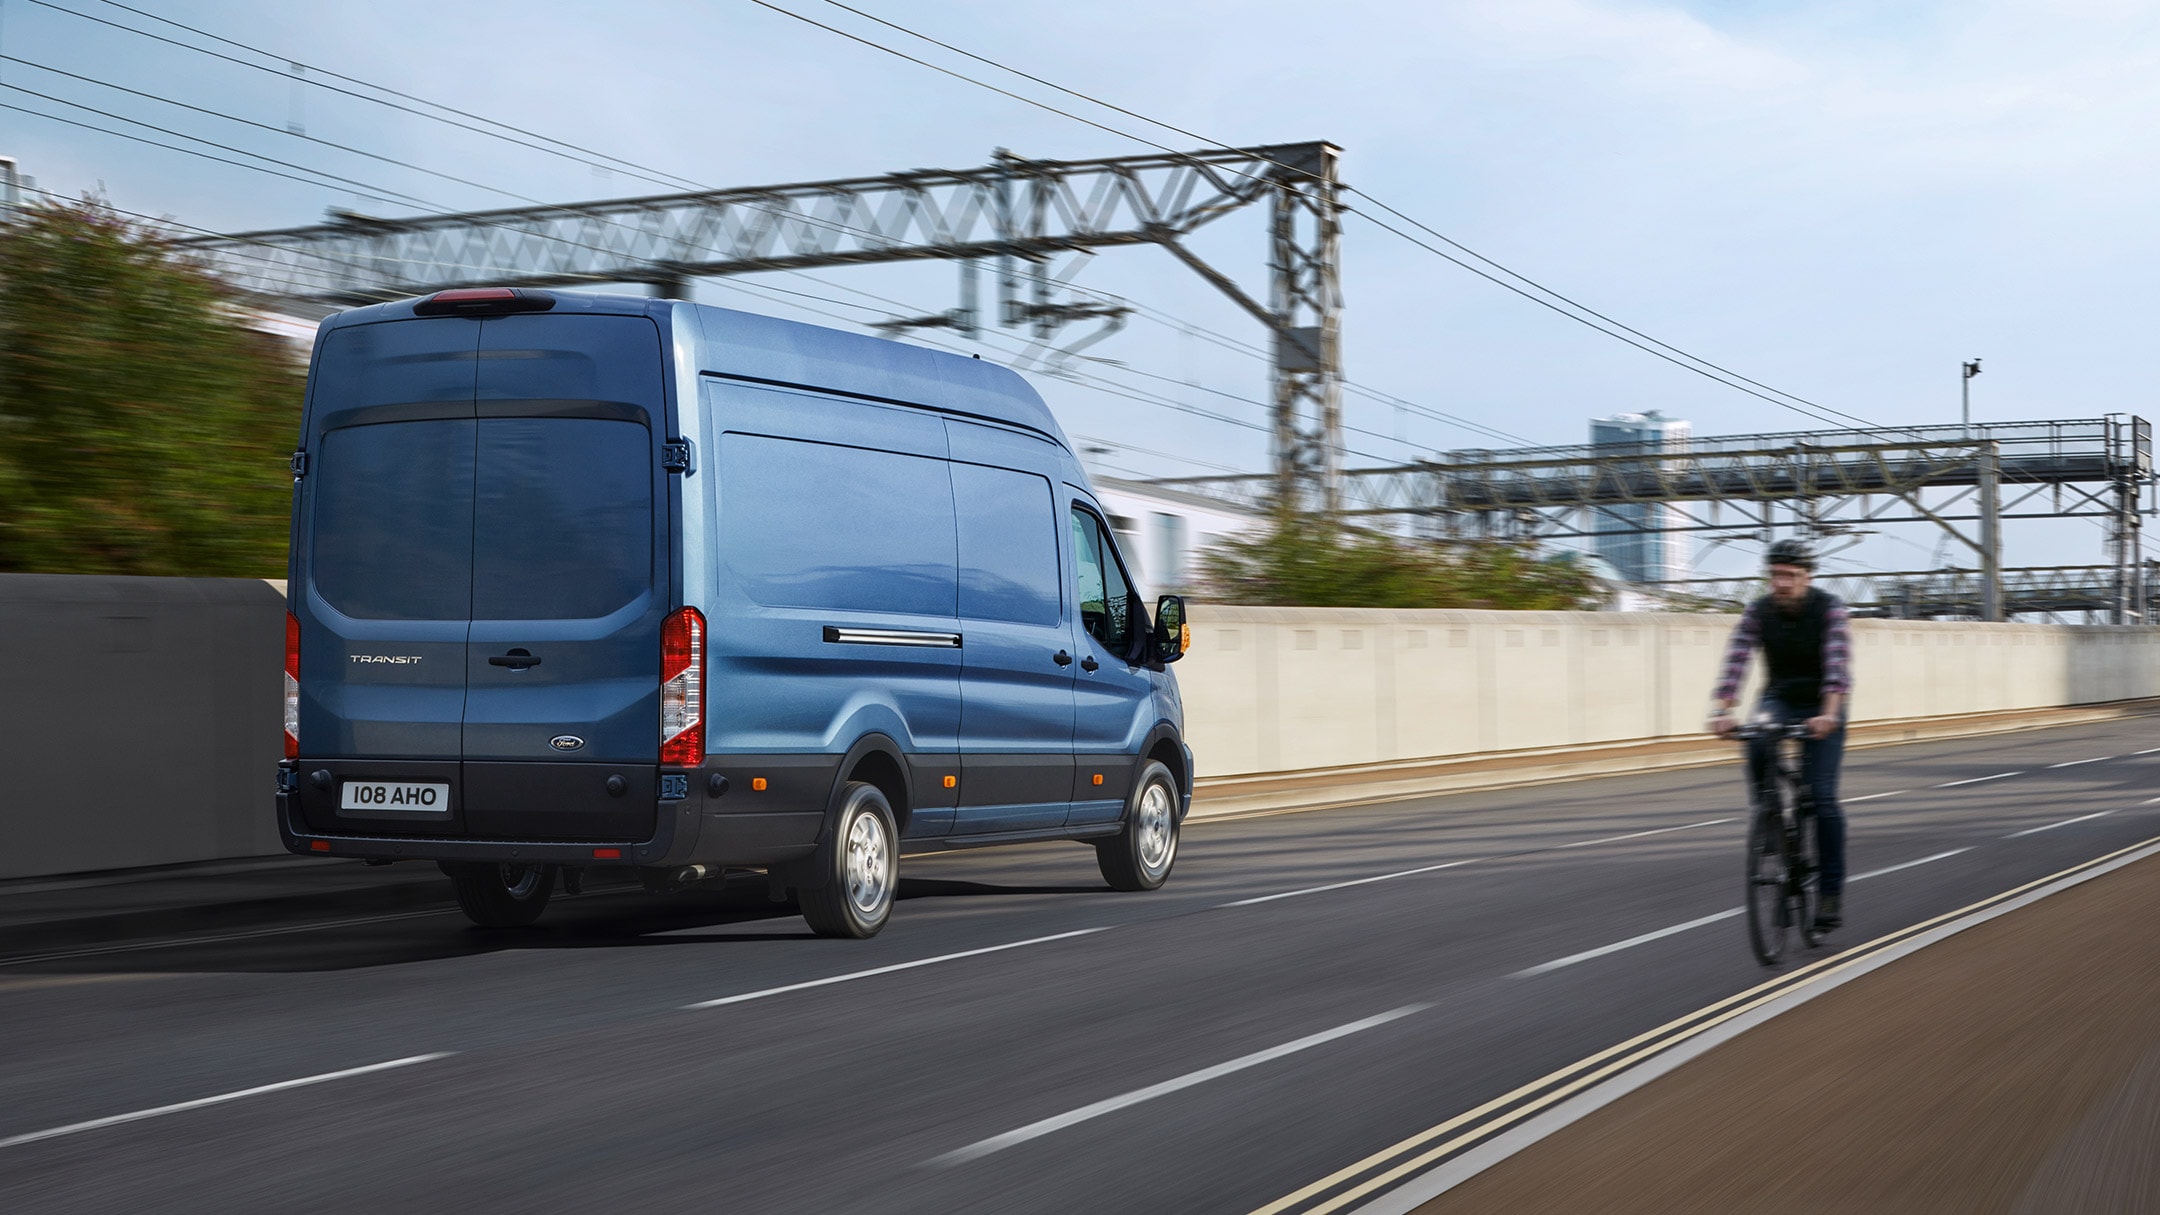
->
[[6, 0, 2156, 578]]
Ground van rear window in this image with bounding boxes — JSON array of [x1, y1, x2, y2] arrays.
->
[[310, 420, 475, 621], [309, 417, 653, 622], [472, 418, 654, 621]]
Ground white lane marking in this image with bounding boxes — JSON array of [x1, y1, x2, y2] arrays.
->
[[0, 1054, 453, 1150], [2006, 810, 2118, 838], [1557, 819, 1734, 849], [1935, 772, 2023, 788], [1845, 790, 1908, 803], [2048, 756, 2116, 769], [1850, 848, 1971, 882], [1221, 819, 1732, 909], [1223, 861, 1478, 908], [1513, 909, 1742, 979], [2137, 747, 2160, 755], [929, 1004, 1429, 1167], [682, 928, 1107, 1009]]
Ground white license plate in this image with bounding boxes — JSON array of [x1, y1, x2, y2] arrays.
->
[[339, 781, 450, 812]]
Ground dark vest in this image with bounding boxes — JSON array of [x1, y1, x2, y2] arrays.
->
[[1755, 588, 1832, 711]]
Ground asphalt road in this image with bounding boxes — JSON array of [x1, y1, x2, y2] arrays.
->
[[4, 717, 2158, 1214]]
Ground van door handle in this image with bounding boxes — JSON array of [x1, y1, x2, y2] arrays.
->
[[1080, 656, 1100, 672], [1052, 650, 1073, 667], [489, 649, 541, 670]]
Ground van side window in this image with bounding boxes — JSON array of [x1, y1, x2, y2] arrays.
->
[[1071, 507, 1132, 654], [719, 433, 958, 617], [953, 463, 1061, 626]]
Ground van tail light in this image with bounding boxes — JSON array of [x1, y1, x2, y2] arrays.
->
[[284, 612, 301, 760], [660, 607, 706, 766]]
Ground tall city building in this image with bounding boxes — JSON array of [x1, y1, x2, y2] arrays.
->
[[1589, 411, 1692, 584]]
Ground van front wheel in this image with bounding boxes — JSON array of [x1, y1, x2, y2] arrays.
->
[[446, 862, 555, 928], [800, 782, 897, 938], [1098, 761, 1180, 891]]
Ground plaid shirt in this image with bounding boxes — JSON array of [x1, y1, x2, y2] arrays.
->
[[1713, 594, 1852, 707]]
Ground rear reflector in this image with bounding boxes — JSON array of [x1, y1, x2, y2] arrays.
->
[[660, 607, 706, 766], [284, 612, 300, 760], [592, 848, 622, 860], [310, 841, 331, 852], [412, 287, 556, 317]]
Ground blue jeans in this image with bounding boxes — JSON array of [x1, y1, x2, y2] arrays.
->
[[1746, 698, 1847, 896]]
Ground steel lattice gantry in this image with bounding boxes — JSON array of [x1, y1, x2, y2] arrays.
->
[[1656, 564, 2160, 621], [1153, 416, 2156, 622], [173, 142, 1348, 512]]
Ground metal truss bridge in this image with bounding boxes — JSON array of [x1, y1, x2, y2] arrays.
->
[[172, 142, 1345, 512], [1154, 416, 2155, 622]]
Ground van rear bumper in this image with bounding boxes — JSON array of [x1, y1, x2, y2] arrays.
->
[[278, 788, 704, 868]]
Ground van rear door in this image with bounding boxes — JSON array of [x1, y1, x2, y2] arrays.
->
[[293, 318, 480, 836], [459, 313, 671, 841]]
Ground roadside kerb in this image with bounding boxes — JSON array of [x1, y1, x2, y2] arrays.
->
[[1189, 698, 2160, 821]]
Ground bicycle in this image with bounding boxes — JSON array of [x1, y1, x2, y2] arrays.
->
[[1733, 721, 1824, 965]]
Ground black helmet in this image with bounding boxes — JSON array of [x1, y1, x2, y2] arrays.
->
[[1765, 538, 1816, 570]]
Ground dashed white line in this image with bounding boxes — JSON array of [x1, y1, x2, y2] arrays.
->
[[2136, 747, 2160, 756], [1849, 848, 1971, 882], [1845, 790, 1908, 803], [1221, 819, 1733, 909], [927, 1004, 1429, 1167], [2007, 810, 2119, 838], [682, 928, 1107, 1009], [1935, 772, 2023, 788], [0, 1054, 454, 1150], [1512, 909, 1742, 978], [2048, 756, 2115, 769]]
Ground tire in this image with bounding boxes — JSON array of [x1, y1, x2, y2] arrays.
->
[[447, 862, 555, 928], [1098, 760, 1180, 892], [800, 782, 897, 939], [1794, 800, 1824, 948], [1743, 808, 1789, 966]]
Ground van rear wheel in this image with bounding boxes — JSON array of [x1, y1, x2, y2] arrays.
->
[[1098, 761, 1180, 891], [447, 862, 555, 928], [799, 782, 897, 938]]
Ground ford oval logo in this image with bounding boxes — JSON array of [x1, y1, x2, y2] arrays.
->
[[549, 735, 585, 752]]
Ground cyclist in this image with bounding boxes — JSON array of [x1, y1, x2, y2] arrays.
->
[[1709, 538, 1852, 932]]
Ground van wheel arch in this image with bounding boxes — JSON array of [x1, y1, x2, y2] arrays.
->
[[788, 735, 912, 891], [1139, 725, 1189, 819]]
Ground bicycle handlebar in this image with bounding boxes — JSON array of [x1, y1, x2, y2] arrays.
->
[[1730, 721, 1814, 741]]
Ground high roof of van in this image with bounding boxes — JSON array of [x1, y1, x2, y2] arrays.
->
[[319, 291, 1073, 452]]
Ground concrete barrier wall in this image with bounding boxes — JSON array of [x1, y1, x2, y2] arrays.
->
[[5, 577, 2159, 878], [1176, 606, 2160, 778], [0, 574, 286, 880]]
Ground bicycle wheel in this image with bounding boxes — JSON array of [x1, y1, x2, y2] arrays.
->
[[1744, 806, 1790, 965], [1794, 801, 1823, 947]]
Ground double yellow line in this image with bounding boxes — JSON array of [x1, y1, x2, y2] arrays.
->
[[1251, 832, 2160, 1215]]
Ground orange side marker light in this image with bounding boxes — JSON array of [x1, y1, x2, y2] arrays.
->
[[943, 775, 957, 789], [751, 777, 768, 792], [1092, 773, 1104, 786]]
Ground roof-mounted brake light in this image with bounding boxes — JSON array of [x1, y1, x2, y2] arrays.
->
[[412, 287, 556, 317]]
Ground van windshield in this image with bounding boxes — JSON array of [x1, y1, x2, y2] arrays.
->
[[310, 417, 653, 622]]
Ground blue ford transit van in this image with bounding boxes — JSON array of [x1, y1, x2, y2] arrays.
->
[[278, 287, 1193, 937]]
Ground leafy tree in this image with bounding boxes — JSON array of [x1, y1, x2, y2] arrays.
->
[[0, 197, 302, 576], [1198, 510, 1605, 610]]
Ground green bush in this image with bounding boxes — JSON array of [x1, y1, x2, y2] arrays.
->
[[0, 197, 302, 576], [1198, 511, 1604, 610]]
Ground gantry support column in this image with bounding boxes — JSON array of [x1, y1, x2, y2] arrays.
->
[[1268, 143, 1344, 515], [1978, 441, 2004, 622]]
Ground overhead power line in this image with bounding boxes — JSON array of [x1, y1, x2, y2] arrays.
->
[[19, 0, 1518, 460], [756, 0, 1874, 432]]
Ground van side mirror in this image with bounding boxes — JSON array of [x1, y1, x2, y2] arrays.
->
[[1153, 595, 1189, 664]]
